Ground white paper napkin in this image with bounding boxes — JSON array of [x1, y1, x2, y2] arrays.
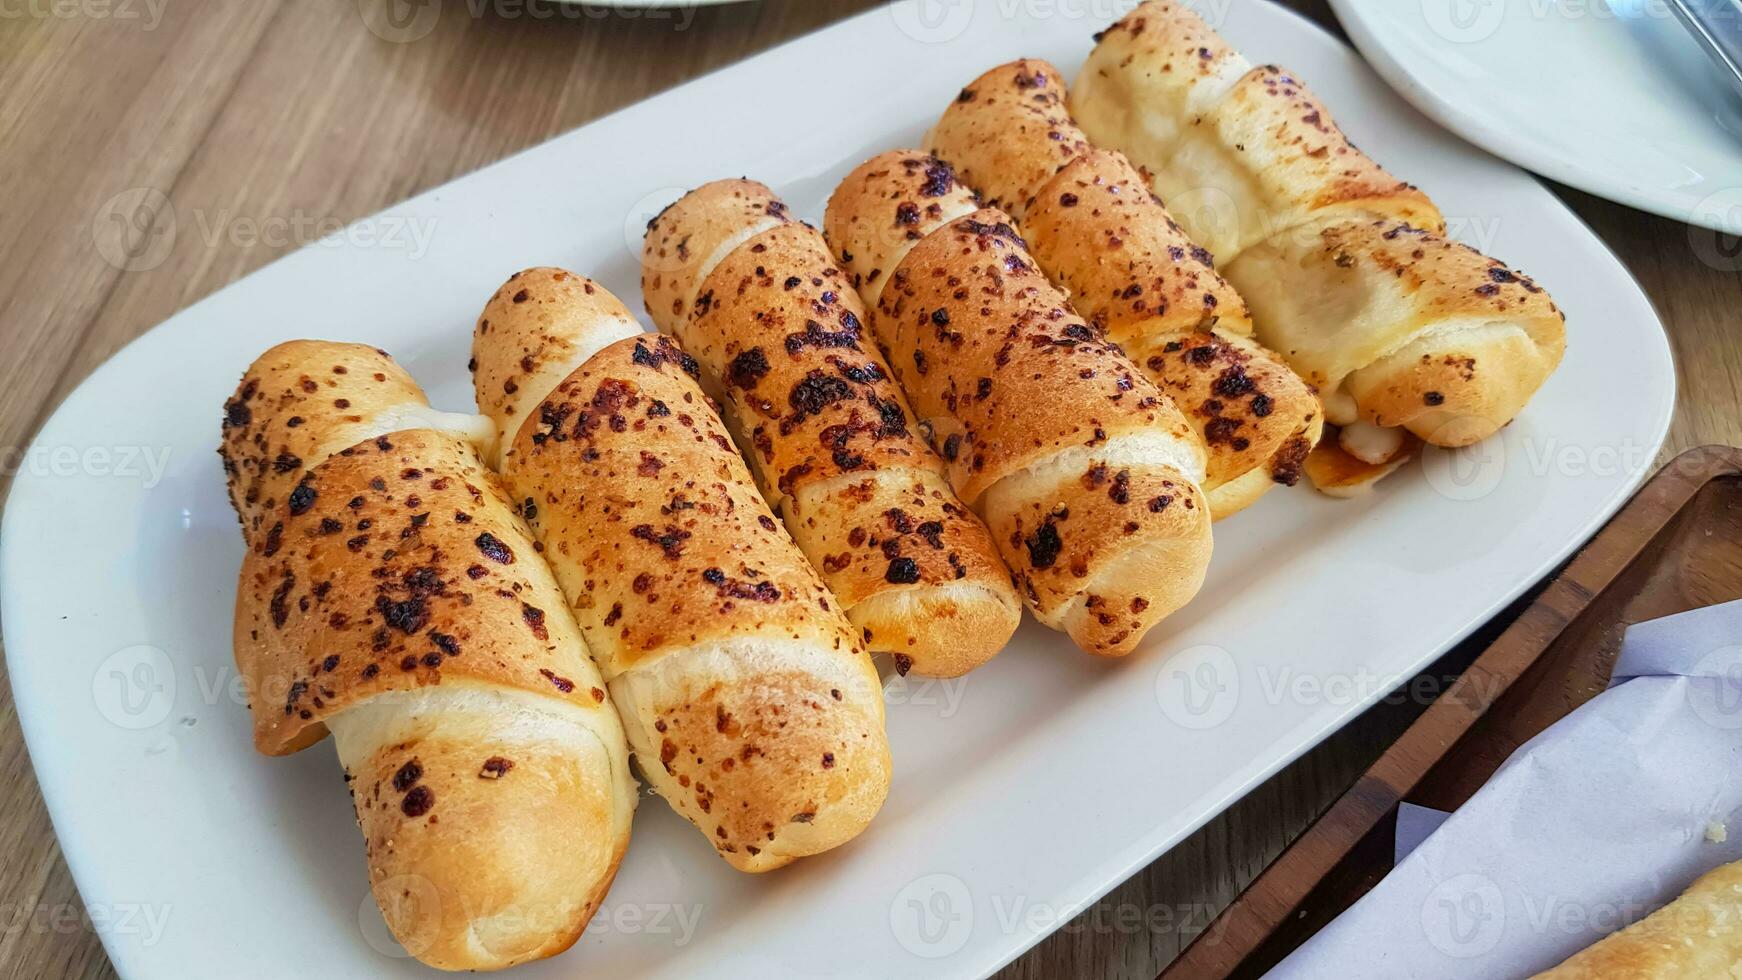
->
[[1266, 600, 1742, 979]]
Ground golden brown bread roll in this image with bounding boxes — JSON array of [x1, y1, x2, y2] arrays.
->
[[1071, 1, 1565, 464], [824, 154, 981, 310], [222, 341, 634, 972], [220, 342, 496, 543], [826, 163, 1214, 657], [643, 184, 794, 332], [641, 181, 1021, 677], [472, 269, 891, 871], [1530, 859, 1742, 978], [927, 60, 1322, 519], [1231, 218, 1567, 447], [469, 270, 641, 466]]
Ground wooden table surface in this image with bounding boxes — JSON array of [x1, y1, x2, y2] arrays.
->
[[1, 1, 1736, 977]]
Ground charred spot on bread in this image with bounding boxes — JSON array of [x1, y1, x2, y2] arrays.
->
[[474, 532, 514, 564]]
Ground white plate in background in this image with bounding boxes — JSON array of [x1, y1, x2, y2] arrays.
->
[[1331, 0, 1742, 236], [0, 1, 1674, 978]]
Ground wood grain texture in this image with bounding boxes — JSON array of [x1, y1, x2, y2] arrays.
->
[[0, 1, 1737, 978], [1162, 448, 1742, 978]]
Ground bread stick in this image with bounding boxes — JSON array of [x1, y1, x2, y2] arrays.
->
[[929, 60, 1322, 518], [827, 158, 1214, 656], [471, 269, 891, 872], [222, 341, 634, 971], [1072, 1, 1564, 469], [643, 181, 1021, 677]]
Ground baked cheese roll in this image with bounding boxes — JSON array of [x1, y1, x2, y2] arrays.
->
[[643, 184, 794, 332], [828, 170, 1213, 657], [1071, 2, 1440, 263], [929, 61, 1322, 519], [469, 269, 641, 465], [824, 153, 981, 310], [1231, 218, 1566, 448], [642, 182, 1021, 678], [223, 341, 633, 972], [1072, 1, 1565, 460], [1531, 859, 1742, 979], [473, 270, 891, 872], [221, 341, 495, 542]]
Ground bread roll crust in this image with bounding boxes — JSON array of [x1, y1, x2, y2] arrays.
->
[[339, 687, 628, 971], [1073, 6, 1441, 263], [1229, 218, 1566, 445], [1074, 0, 1565, 453], [880, 211, 1198, 500], [926, 61, 1322, 518], [501, 333, 855, 676], [479, 275, 893, 871], [221, 341, 490, 545], [470, 268, 642, 455], [926, 59, 1087, 222], [1006, 143, 1324, 513], [1017, 147, 1251, 337], [690, 221, 930, 503], [1531, 859, 1742, 979], [648, 184, 1021, 677], [1072, 0, 1244, 170], [232, 427, 613, 756], [858, 204, 1212, 655], [225, 342, 634, 972], [643, 179, 794, 333], [823, 151, 981, 308]]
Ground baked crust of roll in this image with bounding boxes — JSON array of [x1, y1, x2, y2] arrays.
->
[[337, 686, 628, 971], [232, 430, 613, 755], [642, 179, 794, 334], [823, 151, 981, 308], [1530, 859, 1742, 979], [1073, 0, 1565, 453], [925, 60, 1323, 518], [926, 59, 1087, 222], [473, 270, 892, 871], [469, 268, 642, 458], [837, 198, 1213, 656], [1230, 219, 1565, 445], [647, 187, 1020, 676], [1072, 6, 1441, 263], [500, 334, 855, 676], [225, 342, 634, 972], [220, 341, 493, 545]]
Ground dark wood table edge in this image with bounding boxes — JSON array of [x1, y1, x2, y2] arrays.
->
[[1157, 444, 1742, 980]]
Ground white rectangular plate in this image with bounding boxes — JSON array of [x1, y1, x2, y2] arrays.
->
[[0, 2, 1674, 978]]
